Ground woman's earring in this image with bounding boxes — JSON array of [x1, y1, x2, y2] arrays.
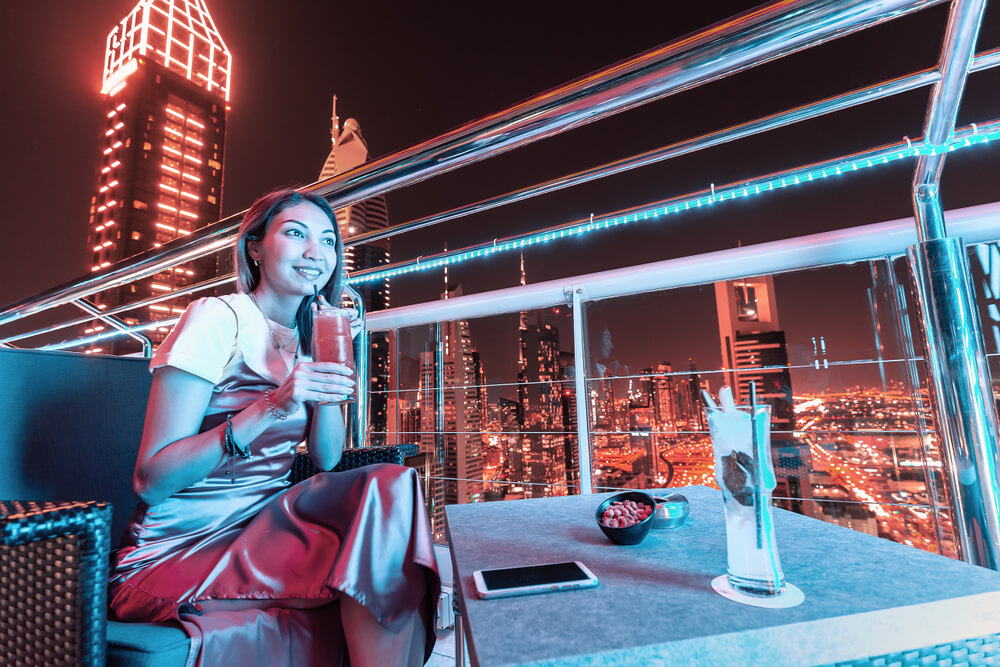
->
[[252, 258, 259, 267]]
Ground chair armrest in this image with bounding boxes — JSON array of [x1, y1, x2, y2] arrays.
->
[[0, 500, 111, 667], [290, 444, 420, 484]]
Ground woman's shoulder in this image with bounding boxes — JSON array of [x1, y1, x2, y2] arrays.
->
[[151, 294, 247, 381], [183, 293, 250, 328]]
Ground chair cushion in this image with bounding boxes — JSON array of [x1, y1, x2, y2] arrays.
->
[[107, 620, 190, 667]]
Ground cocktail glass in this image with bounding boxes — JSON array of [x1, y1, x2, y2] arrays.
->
[[311, 305, 356, 405], [706, 404, 785, 597]]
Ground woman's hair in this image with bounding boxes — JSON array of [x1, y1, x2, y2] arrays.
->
[[234, 188, 346, 355]]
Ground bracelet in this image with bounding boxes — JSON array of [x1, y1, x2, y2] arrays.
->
[[263, 389, 291, 421], [223, 415, 251, 484]]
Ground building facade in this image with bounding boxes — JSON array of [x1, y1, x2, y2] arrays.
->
[[318, 98, 392, 443], [715, 276, 795, 429], [416, 287, 485, 539], [86, 0, 230, 353]]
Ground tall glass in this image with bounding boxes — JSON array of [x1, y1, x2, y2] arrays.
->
[[706, 404, 785, 596], [312, 305, 356, 404]]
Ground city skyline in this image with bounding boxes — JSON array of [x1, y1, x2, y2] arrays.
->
[[1, 1, 997, 562], [3, 2, 1000, 318], [383, 257, 958, 556]]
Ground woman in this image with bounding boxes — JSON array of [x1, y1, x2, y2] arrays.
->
[[109, 189, 439, 667]]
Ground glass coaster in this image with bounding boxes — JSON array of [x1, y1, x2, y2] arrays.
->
[[711, 575, 805, 608]]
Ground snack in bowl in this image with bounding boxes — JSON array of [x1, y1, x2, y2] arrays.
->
[[595, 491, 656, 545]]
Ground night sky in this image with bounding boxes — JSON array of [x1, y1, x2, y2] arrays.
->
[[2, 1, 999, 388]]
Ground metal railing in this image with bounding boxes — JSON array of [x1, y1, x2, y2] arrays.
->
[[0, 0, 951, 329]]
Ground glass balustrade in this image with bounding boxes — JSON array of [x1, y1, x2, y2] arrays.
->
[[362, 241, 1000, 556]]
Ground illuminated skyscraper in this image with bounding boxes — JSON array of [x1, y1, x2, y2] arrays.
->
[[86, 0, 230, 353], [517, 317, 571, 497], [418, 347, 446, 538], [417, 286, 485, 539], [318, 98, 392, 443], [715, 276, 795, 429], [439, 295, 485, 508], [716, 276, 815, 514]]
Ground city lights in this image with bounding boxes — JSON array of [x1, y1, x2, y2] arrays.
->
[[102, 0, 231, 101]]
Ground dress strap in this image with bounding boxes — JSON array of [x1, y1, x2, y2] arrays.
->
[[210, 296, 240, 363]]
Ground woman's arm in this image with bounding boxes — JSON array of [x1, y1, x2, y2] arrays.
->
[[133, 366, 282, 506], [307, 403, 347, 471]]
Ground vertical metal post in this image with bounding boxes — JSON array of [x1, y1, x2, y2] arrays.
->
[[911, 0, 987, 243], [571, 287, 594, 494], [906, 0, 999, 568], [454, 601, 466, 667], [908, 241, 1000, 567], [344, 285, 369, 448]]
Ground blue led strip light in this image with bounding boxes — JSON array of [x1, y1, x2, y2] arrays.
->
[[347, 119, 1000, 286]]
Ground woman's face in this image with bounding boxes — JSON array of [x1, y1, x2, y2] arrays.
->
[[248, 201, 338, 299]]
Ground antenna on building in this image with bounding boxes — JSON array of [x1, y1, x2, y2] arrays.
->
[[331, 94, 340, 144]]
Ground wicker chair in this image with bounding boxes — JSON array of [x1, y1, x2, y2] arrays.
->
[[1, 444, 418, 667], [0, 345, 421, 666]]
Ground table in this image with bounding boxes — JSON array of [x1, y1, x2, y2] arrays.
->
[[445, 486, 1000, 666]]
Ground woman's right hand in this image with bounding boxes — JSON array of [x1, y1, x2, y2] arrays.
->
[[268, 361, 355, 414]]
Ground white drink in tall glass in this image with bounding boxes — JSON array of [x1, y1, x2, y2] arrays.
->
[[706, 404, 785, 596]]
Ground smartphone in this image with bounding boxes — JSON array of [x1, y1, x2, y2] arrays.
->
[[472, 561, 599, 600]]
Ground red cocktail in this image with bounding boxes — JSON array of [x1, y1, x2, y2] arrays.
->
[[312, 306, 356, 403]]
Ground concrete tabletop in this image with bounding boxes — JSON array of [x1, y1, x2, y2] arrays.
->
[[445, 486, 1000, 666]]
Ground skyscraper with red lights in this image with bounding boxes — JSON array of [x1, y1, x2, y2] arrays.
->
[[85, 0, 229, 353]]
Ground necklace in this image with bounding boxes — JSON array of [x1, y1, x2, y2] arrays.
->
[[249, 292, 300, 360]]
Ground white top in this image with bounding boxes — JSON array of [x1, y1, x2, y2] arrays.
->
[[151, 292, 306, 386]]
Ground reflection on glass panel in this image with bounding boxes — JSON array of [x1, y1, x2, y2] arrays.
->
[[970, 241, 1000, 356], [581, 262, 953, 555], [374, 253, 979, 554], [382, 307, 576, 540]]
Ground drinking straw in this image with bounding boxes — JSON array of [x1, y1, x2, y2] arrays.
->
[[749, 381, 764, 549]]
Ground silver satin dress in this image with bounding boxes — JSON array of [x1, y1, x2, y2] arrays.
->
[[109, 294, 440, 666]]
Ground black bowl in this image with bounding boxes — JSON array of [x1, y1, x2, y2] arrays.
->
[[595, 491, 656, 545]]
